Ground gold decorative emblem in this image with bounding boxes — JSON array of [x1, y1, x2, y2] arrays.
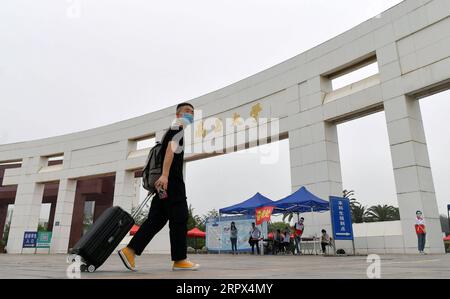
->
[[232, 112, 242, 126], [250, 103, 262, 120], [214, 118, 223, 133]]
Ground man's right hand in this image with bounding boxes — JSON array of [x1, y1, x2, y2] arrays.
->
[[155, 175, 169, 191]]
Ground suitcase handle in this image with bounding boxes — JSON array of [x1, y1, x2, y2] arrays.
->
[[131, 192, 155, 220]]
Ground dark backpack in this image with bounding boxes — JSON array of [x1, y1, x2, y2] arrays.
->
[[336, 249, 346, 255], [142, 130, 168, 194]]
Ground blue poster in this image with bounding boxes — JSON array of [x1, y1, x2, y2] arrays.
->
[[22, 231, 38, 248], [329, 197, 354, 240]]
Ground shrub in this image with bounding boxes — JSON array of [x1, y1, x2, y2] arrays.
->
[[445, 241, 450, 253], [0, 239, 6, 253]]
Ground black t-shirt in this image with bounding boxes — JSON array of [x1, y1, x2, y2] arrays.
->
[[160, 125, 186, 200]]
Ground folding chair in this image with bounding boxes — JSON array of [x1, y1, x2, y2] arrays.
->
[[325, 238, 336, 255]]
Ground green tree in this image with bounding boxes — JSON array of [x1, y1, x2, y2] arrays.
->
[[186, 205, 212, 250], [365, 204, 400, 222], [282, 212, 296, 223], [1, 222, 10, 245], [37, 223, 47, 232], [201, 209, 219, 225], [440, 214, 450, 234], [344, 189, 366, 223], [268, 221, 291, 233], [187, 204, 202, 231], [350, 203, 367, 223], [344, 190, 360, 214], [343, 189, 356, 201]]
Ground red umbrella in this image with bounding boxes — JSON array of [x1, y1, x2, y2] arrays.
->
[[444, 235, 450, 241], [187, 228, 206, 253], [130, 224, 140, 236], [187, 227, 206, 238]]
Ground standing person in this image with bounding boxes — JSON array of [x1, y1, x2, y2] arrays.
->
[[294, 217, 304, 255], [249, 222, 261, 255], [118, 103, 200, 271], [415, 210, 427, 255], [230, 222, 238, 255], [320, 229, 331, 254]]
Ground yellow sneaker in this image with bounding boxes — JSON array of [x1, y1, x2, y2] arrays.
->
[[118, 247, 136, 271], [172, 259, 200, 271]]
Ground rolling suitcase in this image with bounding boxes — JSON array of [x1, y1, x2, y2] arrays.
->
[[67, 193, 154, 273]]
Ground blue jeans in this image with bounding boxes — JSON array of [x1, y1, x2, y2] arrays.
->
[[230, 238, 237, 252], [417, 233, 426, 252], [294, 236, 301, 254]]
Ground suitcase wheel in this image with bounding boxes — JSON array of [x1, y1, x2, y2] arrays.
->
[[80, 264, 96, 273]]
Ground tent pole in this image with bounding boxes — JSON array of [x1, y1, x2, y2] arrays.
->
[[218, 214, 221, 255], [311, 207, 316, 255]]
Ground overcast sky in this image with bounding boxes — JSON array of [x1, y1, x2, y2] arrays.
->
[[1, 0, 449, 218]]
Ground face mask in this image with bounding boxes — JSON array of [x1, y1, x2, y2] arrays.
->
[[181, 113, 194, 125]]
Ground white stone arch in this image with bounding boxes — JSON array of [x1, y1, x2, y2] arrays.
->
[[1, 0, 449, 254]]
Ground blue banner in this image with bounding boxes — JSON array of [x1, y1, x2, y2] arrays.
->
[[329, 197, 354, 241], [22, 231, 38, 248]]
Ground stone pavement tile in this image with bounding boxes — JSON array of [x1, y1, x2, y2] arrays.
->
[[0, 254, 449, 279]]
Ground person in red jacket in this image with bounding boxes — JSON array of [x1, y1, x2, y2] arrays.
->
[[415, 210, 427, 255], [294, 217, 304, 255]]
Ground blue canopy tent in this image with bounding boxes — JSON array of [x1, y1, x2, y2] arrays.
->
[[218, 193, 275, 254], [272, 187, 330, 253], [219, 192, 275, 215], [272, 186, 330, 214]]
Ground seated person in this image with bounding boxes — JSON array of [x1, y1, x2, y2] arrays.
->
[[282, 228, 291, 254], [320, 229, 331, 254], [272, 229, 283, 255]]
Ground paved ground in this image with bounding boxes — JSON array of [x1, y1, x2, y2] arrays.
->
[[0, 253, 449, 279]]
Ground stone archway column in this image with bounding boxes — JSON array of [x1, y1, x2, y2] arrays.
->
[[50, 179, 77, 254], [384, 95, 445, 253], [6, 157, 46, 254]]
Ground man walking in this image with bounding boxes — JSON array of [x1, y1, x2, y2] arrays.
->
[[118, 103, 200, 271]]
